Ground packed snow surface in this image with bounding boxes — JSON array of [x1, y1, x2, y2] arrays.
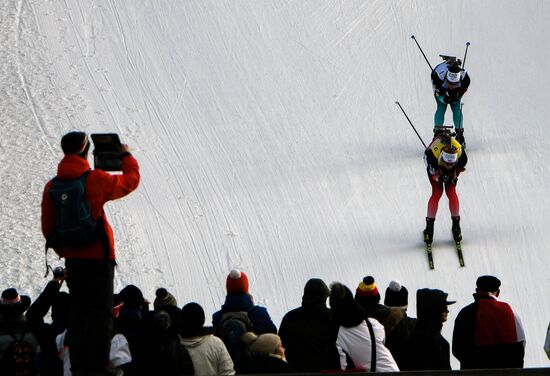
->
[[1, 0, 550, 368]]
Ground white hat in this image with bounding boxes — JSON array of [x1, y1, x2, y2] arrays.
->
[[446, 70, 461, 84]]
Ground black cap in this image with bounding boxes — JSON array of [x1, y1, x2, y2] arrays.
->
[[476, 275, 501, 292]]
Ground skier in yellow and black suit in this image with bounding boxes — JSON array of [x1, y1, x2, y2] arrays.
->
[[423, 128, 467, 244]]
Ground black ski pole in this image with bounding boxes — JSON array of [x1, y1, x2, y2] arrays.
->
[[411, 35, 434, 71], [395, 101, 427, 149], [462, 42, 470, 68]]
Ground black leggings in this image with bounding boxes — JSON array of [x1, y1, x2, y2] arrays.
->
[[65, 259, 115, 374]]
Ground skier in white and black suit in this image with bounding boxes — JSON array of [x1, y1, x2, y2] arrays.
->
[[431, 60, 470, 144]]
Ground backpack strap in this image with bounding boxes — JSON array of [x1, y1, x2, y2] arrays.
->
[[9, 333, 21, 342], [366, 319, 376, 372]]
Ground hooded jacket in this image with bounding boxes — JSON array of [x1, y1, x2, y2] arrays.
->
[[408, 289, 453, 371], [180, 333, 235, 376], [41, 154, 140, 261]]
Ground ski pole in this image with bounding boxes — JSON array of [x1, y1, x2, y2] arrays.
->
[[462, 42, 470, 68], [411, 35, 433, 71], [395, 101, 427, 149]]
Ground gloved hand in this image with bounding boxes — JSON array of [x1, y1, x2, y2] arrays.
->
[[448, 93, 461, 104], [451, 176, 458, 185], [439, 174, 450, 183], [436, 95, 446, 104]]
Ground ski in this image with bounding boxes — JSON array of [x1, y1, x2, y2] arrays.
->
[[426, 242, 435, 270], [455, 241, 465, 267]]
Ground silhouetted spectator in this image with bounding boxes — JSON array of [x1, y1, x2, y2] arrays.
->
[[408, 288, 455, 371], [153, 287, 182, 335], [354, 276, 393, 330], [26, 272, 70, 376], [181, 302, 235, 375], [278, 278, 339, 372], [452, 275, 526, 369], [383, 280, 417, 371], [114, 284, 150, 364], [0, 288, 39, 375], [329, 282, 398, 372], [240, 332, 295, 373], [212, 269, 276, 371], [134, 310, 194, 375]]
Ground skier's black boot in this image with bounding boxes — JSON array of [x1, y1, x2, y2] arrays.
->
[[423, 217, 435, 244], [456, 128, 465, 147], [452, 216, 462, 242]]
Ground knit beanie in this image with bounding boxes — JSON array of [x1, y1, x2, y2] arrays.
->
[[154, 288, 178, 310], [355, 276, 380, 303], [226, 269, 249, 294], [61, 131, 90, 155], [180, 302, 205, 337], [242, 332, 282, 355], [384, 280, 409, 308], [117, 285, 148, 310]]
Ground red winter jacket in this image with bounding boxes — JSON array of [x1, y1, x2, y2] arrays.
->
[[41, 154, 140, 261]]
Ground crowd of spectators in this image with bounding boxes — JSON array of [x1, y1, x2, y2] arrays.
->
[[0, 270, 530, 375]]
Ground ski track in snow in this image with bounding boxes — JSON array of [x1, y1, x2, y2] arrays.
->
[[2, 0, 550, 368]]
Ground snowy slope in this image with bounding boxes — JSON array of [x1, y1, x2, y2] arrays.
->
[[2, 0, 550, 368]]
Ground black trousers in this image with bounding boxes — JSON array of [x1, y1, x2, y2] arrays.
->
[[65, 259, 115, 374]]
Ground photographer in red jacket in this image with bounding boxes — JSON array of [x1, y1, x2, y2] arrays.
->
[[41, 131, 140, 375]]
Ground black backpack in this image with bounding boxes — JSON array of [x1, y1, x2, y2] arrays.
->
[[0, 333, 36, 376], [218, 311, 253, 368], [46, 170, 101, 248]]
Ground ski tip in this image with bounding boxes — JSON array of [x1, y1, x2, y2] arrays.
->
[[395, 100, 400, 105]]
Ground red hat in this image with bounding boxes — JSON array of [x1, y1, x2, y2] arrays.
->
[[226, 269, 249, 293], [355, 276, 380, 302]]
